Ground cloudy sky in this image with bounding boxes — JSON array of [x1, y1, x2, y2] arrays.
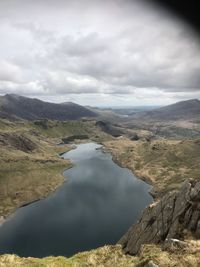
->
[[0, 0, 200, 106]]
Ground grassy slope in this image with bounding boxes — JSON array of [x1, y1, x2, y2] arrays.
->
[[0, 122, 70, 218], [1, 241, 200, 266], [28, 120, 99, 138], [0, 119, 111, 218], [1, 118, 200, 266], [0, 246, 137, 267], [124, 117, 200, 139], [103, 138, 200, 196]]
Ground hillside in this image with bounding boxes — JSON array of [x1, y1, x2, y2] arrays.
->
[[0, 118, 111, 219], [0, 94, 97, 121], [1, 96, 200, 266], [103, 138, 200, 197], [133, 99, 200, 121]]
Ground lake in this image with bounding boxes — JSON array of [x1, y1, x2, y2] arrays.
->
[[0, 142, 152, 257]]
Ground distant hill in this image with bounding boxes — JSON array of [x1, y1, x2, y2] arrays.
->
[[134, 99, 200, 121], [99, 106, 161, 116], [0, 94, 97, 121]]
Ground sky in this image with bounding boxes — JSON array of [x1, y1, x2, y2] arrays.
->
[[0, 0, 200, 107]]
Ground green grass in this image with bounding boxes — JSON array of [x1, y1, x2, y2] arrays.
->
[[28, 120, 96, 137]]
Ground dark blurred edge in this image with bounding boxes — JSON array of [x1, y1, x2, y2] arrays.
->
[[151, 0, 200, 35]]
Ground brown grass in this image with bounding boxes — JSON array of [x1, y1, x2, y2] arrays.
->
[[103, 138, 200, 197]]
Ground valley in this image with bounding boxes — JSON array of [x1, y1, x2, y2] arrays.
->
[[0, 94, 200, 266], [0, 143, 152, 258], [1, 0, 200, 264]]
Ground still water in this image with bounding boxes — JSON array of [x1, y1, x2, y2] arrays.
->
[[0, 143, 152, 257]]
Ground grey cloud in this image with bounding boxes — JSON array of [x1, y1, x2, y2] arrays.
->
[[58, 33, 108, 57], [44, 15, 200, 92], [0, 61, 24, 83], [0, 0, 199, 105], [14, 22, 57, 45]]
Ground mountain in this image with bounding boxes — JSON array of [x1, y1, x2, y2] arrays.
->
[[133, 99, 200, 121], [0, 94, 97, 121]]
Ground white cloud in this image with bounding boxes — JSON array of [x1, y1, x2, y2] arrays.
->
[[0, 80, 45, 96], [0, 61, 24, 83], [0, 0, 199, 106]]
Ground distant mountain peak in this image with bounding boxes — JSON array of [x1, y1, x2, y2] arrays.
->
[[134, 98, 200, 121], [5, 93, 21, 99], [176, 98, 200, 104], [0, 94, 97, 121], [60, 101, 80, 106], [188, 98, 200, 103]]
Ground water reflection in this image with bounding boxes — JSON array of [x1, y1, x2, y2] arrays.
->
[[0, 143, 152, 257]]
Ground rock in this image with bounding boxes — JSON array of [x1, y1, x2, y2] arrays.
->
[[95, 121, 123, 137], [145, 260, 159, 267], [0, 132, 37, 152], [162, 238, 188, 252], [34, 119, 49, 129], [130, 134, 139, 141], [119, 180, 200, 255], [62, 135, 88, 143], [190, 181, 200, 200]]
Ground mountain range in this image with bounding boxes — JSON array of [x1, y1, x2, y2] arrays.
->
[[132, 99, 200, 121], [0, 94, 199, 122], [0, 94, 96, 121]]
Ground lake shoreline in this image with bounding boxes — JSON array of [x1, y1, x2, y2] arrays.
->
[[0, 145, 74, 227], [101, 144, 157, 198], [0, 139, 155, 228], [0, 141, 94, 226], [0, 142, 152, 258]]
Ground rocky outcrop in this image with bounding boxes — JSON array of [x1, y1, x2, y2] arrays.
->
[[0, 132, 37, 152], [119, 180, 200, 255], [95, 121, 123, 137], [62, 135, 89, 143], [130, 134, 139, 141]]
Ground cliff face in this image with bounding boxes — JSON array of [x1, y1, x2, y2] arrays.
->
[[119, 180, 200, 255]]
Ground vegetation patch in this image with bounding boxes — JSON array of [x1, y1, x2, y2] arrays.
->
[[103, 138, 200, 197], [1, 242, 200, 266]]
